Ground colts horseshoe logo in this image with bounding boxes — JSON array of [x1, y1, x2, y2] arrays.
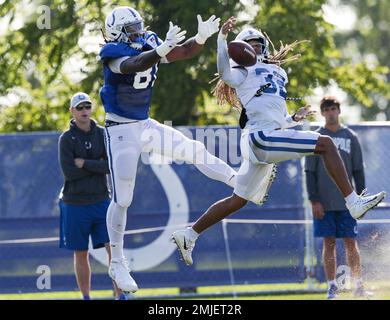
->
[[89, 161, 189, 271]]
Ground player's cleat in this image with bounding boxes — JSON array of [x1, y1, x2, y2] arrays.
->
[[353, 286, 374, 299], [260, 164, 277, 205], [171, 229, 196, 266], [347, 190, 386, 220], [108, 258, 138, 293], [115, 292, 134, 300], [327, 284, 339, 300]]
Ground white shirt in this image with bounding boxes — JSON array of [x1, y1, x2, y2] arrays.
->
[[217, 34, 299, 131]]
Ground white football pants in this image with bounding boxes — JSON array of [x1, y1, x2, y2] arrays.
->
[[104, 118, 237, 259]]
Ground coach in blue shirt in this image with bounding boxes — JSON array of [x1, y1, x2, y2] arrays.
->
[[305, 96, 372, 299], [58, 92, 120, 300]]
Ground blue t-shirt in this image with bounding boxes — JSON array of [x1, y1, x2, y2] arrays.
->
[[99, 31, 162, 120]]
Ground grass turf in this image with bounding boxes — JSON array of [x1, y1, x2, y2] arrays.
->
[[1, 281, 389, 300]]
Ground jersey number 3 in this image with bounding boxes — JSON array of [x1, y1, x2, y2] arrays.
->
[[255, 68, 287, 99]]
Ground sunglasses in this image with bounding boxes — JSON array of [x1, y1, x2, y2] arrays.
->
[[75, 104, 92, 111]]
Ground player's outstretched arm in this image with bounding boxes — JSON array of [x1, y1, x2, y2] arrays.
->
[[283, 105, 316, 128], [120, 22, 186, 74], [217, 16, 246, 88], [165, 15, 220, 62], [292, 105, 316, 121]]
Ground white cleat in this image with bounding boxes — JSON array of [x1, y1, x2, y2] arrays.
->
[[353, 286, 374, 299], [347, 190, 386, 220], [108, 258, 138, 293], [171, 229, 195, 266]]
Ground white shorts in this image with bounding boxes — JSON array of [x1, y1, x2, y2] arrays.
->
[[234, 158, 277, 205], [248, 129, 320, 164], [233, 129, 319, 204]]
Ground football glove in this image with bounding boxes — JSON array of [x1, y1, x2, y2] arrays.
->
[[156, 21, 187, 57], [195, 14, 221, 44]]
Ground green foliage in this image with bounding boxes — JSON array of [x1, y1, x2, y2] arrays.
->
[[252, 0, 389, 115], [0, 0, 389, 132], [134, 0, 243, 124], [337, 0, 390, 120]]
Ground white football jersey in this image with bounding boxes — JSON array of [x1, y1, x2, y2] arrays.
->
[[234, 61, 291, 131], [235, 60, 288, 106]]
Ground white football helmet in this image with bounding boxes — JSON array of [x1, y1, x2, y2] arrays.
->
[[105, 6, 146, 49], [235, 27, 269, 61]]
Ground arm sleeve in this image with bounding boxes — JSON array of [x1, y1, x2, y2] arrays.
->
[[351, 133, 365, 193], [83, 159, 110, 175], [304, 156, 320, 202], [108, 56, 131, 74], [217, 33, 247, 88], [58, 135, 92, 181], [282, 115, 302, 129]]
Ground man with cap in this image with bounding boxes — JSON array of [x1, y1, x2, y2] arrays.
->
[[58, 92, 123, 299]]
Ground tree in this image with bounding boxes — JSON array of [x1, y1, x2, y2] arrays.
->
[[0, 0, 388, 132], [252, 0, 389, 115], [0, 0, 108, 132], [336, 0, 390, 120], [0, 0, 242, 132]]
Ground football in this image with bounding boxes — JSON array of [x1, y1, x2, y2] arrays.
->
[[228, 40, 257, 67]]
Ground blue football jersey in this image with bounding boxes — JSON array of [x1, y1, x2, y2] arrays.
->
[[99, 31, 162, 120]]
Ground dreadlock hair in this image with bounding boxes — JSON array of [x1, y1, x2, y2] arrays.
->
[[210, 33, 309, 112]]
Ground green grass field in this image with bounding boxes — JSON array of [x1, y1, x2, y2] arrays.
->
[[1, 281, 389, 300]]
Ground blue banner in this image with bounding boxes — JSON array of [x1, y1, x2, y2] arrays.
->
[[0, 124, 389, 293]]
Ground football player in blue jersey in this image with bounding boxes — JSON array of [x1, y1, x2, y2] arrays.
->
[[99, 6, 237, 293]]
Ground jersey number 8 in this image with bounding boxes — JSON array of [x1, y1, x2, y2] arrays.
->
[[133, 66, 158, 89]]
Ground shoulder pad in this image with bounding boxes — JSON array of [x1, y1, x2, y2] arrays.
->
[[99, 42, 139, 61], [145, 31, 162, 48]]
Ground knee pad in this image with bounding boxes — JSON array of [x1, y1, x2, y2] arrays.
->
[[115, 150, 138, 180], [110, 201, 127, 213], [111, 148, 139, 207]]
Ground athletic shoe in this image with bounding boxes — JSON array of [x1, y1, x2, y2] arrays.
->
[[347, 190, 386, 220], [108, 258, 138, 293], [115, 292, 134, 300], [260, 164, 277, 205], [327, 284, 339, 300], [171, 229, 196, 266], [353, 286, 374, 299]]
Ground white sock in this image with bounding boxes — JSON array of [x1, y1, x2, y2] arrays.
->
[[106, 201, 128, 260], [327, 280, 337, 289], [186, 227, 199, 241], [345, 191, 359, 205], [353, 277, 364, 289]]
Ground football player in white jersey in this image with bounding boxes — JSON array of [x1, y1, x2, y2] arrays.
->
[[100, 7, 238, 293], [172, 16, 386, 266]]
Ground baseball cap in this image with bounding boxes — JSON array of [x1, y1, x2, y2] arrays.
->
[[70, 92, 92, 108]]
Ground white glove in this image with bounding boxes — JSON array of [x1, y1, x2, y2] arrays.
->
[[293, 105, 316, 121], [156, 21, 187, 57], [195, 14, 221, 44]]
